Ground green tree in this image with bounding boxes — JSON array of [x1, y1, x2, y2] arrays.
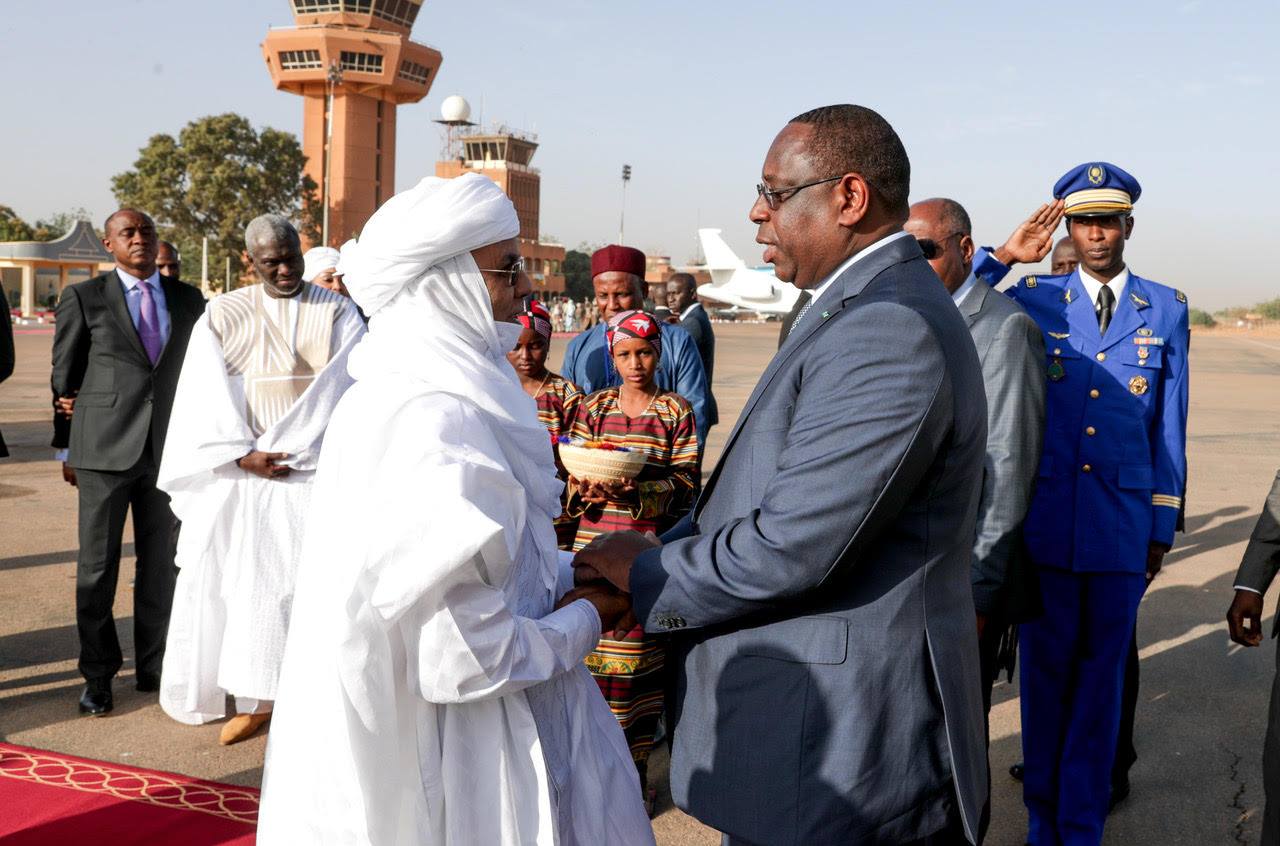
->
[[1188, 307, 1216, 327], [0, 205, 35, 241], [112, 113, 319, 290], [563, 248, 595, 301], [1256, 298, 1280, 321]]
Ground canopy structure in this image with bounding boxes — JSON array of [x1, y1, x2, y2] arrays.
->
[[0, 221, 111, 317]]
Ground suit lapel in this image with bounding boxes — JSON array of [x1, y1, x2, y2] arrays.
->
[[1099, 275, 1148, 351], [1064, 271, 1100, 354], [960, 278, 989, 328], [154, 277, 196, 368], [98, 270, 150, 364], [698, 235, 919, 510]]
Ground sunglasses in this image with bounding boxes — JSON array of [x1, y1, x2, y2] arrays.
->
[[915, 232, 966, 260]]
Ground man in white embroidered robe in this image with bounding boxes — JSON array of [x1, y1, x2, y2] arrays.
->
[[158, 215, 365, 745]]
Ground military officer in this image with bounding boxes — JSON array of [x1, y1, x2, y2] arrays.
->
[[1007, 162, 1189, 846]]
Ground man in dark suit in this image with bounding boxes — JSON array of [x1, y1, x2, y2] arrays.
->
[[906, 197, 1048, 718], [574, 105, 990, 845], [156, 240, 181, 282], [667, 272, 718, 448], [51, 208, 206, 716], [1227, 471, 1280, 844]]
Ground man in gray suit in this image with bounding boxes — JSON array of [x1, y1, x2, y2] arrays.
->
[[906, 197, 1047, 715], [573, 104, 990, 845], [1227, 471, 1280, 843]]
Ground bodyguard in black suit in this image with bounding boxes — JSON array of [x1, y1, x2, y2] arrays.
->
[[666, 272, 718, 433], [51, 209, 205, 715]]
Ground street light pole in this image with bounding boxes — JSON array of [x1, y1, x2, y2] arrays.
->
[[619, 163, 631, 244], [322, 61, 344, 246]]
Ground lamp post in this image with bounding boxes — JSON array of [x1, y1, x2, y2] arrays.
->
[[321, 61, 344, 246], [619, 163, 631, 244]]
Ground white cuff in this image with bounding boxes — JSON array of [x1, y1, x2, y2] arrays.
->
[[556, 550, 576, 600], [54, 449, 68, 462], [542, 598, 601, 663], [1234, 585, 1263, 595]]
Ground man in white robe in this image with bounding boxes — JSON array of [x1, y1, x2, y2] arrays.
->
[[158, 215, 366, 745], [258, 173, 654, 845]]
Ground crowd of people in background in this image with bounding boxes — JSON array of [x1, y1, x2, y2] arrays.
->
[[20, 101, 1280, 846]]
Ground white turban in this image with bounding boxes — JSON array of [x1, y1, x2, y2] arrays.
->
[[339, 173, 520, 318], [302, 246, 341, 282]]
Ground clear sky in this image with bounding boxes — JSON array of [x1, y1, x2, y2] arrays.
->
[[3, 1, 1276, 309]]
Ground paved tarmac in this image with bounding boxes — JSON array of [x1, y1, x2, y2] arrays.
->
[[2, 322, 1278, 844]]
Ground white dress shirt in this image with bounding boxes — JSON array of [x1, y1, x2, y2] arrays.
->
[[1078, 265, 1129, 313], [951, 272, 980, 307], [679, 302, 703, 322], [116, 267, 172, 345]]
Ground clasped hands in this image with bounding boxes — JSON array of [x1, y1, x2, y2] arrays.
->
[[555, 530, 660, 637]]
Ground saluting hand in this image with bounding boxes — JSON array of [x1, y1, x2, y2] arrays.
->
[[1227, 589, 1265, 647], [993, 199, 1066, 266], [237, 451, 291, 480]]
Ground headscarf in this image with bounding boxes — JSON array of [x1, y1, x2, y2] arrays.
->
[[339, 172, 520, 319], [337, 173, 560, 568], [516, 299, 553, 342], [606, 309, 662, 360], [302, 246, 341, 282]]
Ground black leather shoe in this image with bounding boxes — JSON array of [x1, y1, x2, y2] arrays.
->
[[79, 679, 113, 716], [1009, 762, 1025, 782], [1109, 776, 1131, 813], [135, 672, 160, 693]]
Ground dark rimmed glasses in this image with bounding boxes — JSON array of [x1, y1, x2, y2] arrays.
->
[[915, 232, 966, 260], [755, 176, 845, 210]]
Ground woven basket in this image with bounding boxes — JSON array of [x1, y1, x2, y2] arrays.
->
[[558, 443, 648, 483]]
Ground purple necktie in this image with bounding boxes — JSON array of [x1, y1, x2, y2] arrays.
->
[[137, 280, 164, 365]]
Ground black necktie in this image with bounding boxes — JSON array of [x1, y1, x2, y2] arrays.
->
[[1096, 284, 1116, 335], [779, 290, 812, 349]]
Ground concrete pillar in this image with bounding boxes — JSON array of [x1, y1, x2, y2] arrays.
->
[[58, 265, 68, 303], [20, 263, 35, 318]]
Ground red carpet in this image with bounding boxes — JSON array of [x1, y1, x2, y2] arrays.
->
[[0, 743, 257, 845]]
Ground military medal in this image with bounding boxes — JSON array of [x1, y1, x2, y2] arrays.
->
[[1129, 375, 1149, 395], [1048, 358, 1065, 381], [1049, 331, 1070, 340], [1137, 347, 1150, 361]]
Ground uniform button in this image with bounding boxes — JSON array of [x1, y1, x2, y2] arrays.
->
[[1095, 352, 1107, 362], [1053, 347, 1062, 355], [1082, 464, 1092, 473], [1086, 426, 1096, 436], [1090, 389, 1100, 399]]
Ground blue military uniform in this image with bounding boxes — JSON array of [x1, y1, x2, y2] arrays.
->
[[1007, 163, 1189, 846]]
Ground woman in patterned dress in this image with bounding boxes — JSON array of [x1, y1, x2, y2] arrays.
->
[[567, 309, 698, 799], [508, 299, 583, 549]]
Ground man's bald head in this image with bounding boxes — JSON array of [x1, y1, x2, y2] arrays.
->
[[156, 241, 181, 280], [1050, 236, 1081, 276], [904, 197, 975, 293]]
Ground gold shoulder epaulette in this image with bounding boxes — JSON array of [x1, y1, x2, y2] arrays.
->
[[1024, 276, 1038, 288], [1176, 289, 1187, 303]]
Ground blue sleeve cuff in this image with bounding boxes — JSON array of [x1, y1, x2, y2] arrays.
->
[[972, 247, 1011, 286], [1152, 504, 1179, 546]]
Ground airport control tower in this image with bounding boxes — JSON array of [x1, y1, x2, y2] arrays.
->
[[262, 1, 442, 245]]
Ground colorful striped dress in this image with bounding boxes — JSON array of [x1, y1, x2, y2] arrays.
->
[[568, 387, 698, 775], [533, 372, 584, 550]]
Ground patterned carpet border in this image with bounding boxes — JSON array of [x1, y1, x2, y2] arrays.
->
[[0, 743, 259, 824]]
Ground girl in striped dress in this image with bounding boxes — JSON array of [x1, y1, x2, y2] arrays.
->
[[567, 310, 698, 799], [508, 299, 583, 550]]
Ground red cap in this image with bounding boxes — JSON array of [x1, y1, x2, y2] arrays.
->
[[590, 244, 646, 279]]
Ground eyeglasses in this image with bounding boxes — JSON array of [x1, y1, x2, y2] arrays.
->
[[915, 232, 966, 260], [755, 176, 845, 211], [477, 257, 526, 287]]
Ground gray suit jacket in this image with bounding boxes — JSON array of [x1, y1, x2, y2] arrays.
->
[[959, 278, 1046, 620], [1234, 470, 1280, 635], [630, 235, 990, 845]]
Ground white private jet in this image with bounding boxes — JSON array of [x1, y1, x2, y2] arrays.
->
[[694, 228, 800, 317]]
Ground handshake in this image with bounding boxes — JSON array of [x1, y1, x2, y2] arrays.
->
[[556, 530, 662, 637]]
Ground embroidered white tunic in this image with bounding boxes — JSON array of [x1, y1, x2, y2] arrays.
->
[[158, 282, 366, 722]]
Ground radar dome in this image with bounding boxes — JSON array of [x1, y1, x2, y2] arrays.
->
[[440, 95, 472, 123]]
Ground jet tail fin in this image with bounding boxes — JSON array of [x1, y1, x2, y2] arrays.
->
[[698, 228, 745, 270]]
